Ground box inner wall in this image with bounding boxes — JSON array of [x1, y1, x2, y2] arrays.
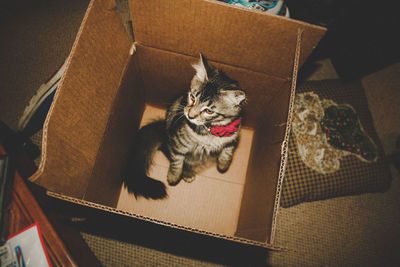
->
[[85, 45, 290, 242]]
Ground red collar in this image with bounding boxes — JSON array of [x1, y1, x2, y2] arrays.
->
[[210, 118, 241, 137]]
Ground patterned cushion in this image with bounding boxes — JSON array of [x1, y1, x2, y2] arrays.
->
[[280, 80, 392, 207]]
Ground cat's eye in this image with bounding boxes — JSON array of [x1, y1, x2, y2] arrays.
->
[[189, 93, 195, 103], [204, 108, 214, 115]]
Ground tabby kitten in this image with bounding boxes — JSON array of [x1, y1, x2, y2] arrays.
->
[[123, 54, 246, 199]]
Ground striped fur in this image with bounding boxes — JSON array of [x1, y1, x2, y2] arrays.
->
[[123, 55, 246, 198]]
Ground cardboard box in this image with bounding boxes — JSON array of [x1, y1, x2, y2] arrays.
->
[[29, 0, 325, 248]]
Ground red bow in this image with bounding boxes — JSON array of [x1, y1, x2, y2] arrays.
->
[[210, 118, 241, 137]]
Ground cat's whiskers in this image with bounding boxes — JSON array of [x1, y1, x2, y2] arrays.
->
[[170, 112, 186, 129]]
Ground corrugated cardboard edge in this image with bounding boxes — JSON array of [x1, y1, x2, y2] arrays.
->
[[29, 0, 132, 187], [28, 0, 96, 183], [46, 190, 288, 251], [269, 29, 303, 245], [28, 0, 302, 250]]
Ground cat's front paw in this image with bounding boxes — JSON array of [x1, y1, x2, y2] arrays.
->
[[182, 167, 196, 183], [217, 159, 232, 173], [167, 170, 182, 186], [183, 176, 196, 183]]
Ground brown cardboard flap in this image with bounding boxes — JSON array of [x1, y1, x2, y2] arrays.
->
[[130, 0, 326, 78], [29, 0, 132, 198]]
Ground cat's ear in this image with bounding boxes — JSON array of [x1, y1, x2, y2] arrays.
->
[[192, 53, 215, 82], [220, 89, 246, 106]]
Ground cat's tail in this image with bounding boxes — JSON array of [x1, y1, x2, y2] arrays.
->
[[122, 120, 168, 199]]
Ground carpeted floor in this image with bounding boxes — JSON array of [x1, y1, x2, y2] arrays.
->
[[1, 0, 399, 266]]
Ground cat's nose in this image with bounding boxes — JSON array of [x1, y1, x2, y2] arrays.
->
[[188, 109, 197, 119]]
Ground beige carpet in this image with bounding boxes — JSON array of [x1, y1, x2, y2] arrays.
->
[[1, 0, 399, 266]]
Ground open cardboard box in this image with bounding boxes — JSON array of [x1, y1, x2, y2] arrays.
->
[[29, 0, 325, 248]]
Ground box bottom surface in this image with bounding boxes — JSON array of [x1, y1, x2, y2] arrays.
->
[[117, 105, 254, 237]]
